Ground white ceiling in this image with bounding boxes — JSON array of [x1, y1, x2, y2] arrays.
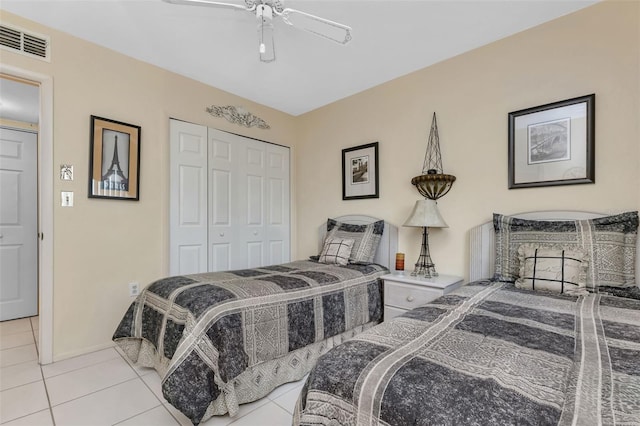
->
[[1, 0, 598, 117]]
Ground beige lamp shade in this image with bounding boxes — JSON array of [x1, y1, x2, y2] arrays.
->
[[403, 199, 448, 228]]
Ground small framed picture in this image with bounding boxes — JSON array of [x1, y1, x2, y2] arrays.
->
[[342, 142, 379, 200], [508, 94, 595, 189], [88, 115, 141, 200]]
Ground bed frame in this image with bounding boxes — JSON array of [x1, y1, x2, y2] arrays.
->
[[469, 210, 640, 287], [318, 215, 398, 270]]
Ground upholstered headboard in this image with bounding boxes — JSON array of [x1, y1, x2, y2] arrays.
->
[[469, 211, 640, 287], [318, 215, 398, 270]]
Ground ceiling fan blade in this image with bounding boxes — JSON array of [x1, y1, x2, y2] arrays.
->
[[279, 8, 352, 45], [162, 0, 250, 12]]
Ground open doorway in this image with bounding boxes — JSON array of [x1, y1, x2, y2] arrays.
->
[[0, 68, 53, 365]]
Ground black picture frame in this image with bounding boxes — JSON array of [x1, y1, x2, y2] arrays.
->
[[89, 115, 141, 200], [342, 142, 379, 200], [508, 94, 595, 189]]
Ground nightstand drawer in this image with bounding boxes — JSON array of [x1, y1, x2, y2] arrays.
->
[[384, 305, 407, 321], [384, 281, 443, 310]]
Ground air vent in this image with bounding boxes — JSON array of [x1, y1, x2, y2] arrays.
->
[[0, 24, 50, 61]]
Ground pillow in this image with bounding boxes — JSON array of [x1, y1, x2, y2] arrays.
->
[[515, 246, 588, 295], [318, 238, 354, 265], [494, 211, 639, 288], [324, 219, 384, 264]]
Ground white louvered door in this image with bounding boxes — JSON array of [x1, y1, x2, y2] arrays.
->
[[170, 120, 290, 274]]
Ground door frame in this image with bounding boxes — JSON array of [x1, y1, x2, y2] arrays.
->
[[1, 65, 54, 364]]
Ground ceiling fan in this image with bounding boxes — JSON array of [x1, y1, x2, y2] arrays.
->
[[163, 0, 352, 63]]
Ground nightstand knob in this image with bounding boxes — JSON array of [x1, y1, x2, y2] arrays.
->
[[406, 295, 415, 302]]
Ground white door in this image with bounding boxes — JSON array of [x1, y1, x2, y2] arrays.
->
[[238, 138, 267, 269], [208, 128, 235, 271], [265, 144, 290, 265], [169, 120, 208, 276], [0, 128, 38, 321], [170, 120, 290, 273], [208, 129, 269, 271]]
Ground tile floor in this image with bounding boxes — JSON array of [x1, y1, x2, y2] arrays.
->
[[0, 317, 305, 425]]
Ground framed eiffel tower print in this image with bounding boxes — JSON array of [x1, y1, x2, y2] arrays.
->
[[89, 115, 141, 200]]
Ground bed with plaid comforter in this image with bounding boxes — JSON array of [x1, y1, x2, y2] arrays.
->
[[113, 260, 386, 424], [294, 280, 640, 425]]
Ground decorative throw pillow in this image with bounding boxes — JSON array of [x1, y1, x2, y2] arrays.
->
[[494, 211, 639, 288], [515, 246, 588, 295], [318, 238, 354, 266], [324, 219, 384, 264]]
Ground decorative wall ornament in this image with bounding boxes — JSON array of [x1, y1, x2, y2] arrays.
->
[[205, 105, 271, 130], [411, 112, 456, 200]]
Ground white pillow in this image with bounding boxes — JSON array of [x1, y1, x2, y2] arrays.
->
[[318, 238, 355, 266], [515, 245, 588, 295]]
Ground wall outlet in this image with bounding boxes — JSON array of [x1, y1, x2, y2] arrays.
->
[[128, 282, 140, 297]]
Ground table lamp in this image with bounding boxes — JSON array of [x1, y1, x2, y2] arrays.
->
[[403, 199, 448, 277]]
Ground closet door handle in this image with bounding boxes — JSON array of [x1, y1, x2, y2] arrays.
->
[[219, 232, 225, 237], [253, 231, 258, 236]]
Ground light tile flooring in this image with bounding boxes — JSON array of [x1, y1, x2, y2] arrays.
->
[[0, 317, 305, 425]]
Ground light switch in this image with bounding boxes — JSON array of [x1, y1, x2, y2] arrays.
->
[[61, 191, 74, 207]]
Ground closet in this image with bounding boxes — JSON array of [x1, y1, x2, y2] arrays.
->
[[169, 119, 290, 275]]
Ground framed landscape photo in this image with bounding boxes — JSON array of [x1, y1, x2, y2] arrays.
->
[[342, 142, 379, 200], [508, 94, 595, 189], [89, 115, 141, 200]]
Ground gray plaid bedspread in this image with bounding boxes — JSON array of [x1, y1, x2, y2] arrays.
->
[[112, 260, 386, 424], [294, 280, 640, 425]]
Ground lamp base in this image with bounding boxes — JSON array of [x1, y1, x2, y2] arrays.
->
[[410, 227, 438, 278], [411, 263, 438, 278]]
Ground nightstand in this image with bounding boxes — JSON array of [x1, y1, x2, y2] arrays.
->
[[381, 273, 464, 321]]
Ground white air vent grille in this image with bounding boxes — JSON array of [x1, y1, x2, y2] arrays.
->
[[0, 24, 50, 61]]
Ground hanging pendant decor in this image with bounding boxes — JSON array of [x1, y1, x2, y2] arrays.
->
[[205, 105, 271, 130], [404, 112, 456, 278], [411, 112, 456, 200]]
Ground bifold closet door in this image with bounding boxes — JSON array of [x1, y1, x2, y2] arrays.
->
[[171, 120, 290, 275], [264, 143, 290, 266], [208, 129, 291, 271], [169, 120, 208, 275], [207, 128, 236, 271]]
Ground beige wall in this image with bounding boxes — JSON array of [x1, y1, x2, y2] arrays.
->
[[0, 10, 298, 360], [295, 1, 640, 278], [1, 0, 638, 360]]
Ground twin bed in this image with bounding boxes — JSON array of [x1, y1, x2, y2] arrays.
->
[[113, 215, 397, 424], [294, 210, 640, 425], [114, 211, 639, 425]]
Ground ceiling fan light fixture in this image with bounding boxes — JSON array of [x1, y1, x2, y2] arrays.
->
[[257, 4, 275, 62], [164, 0, 351, 63]]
